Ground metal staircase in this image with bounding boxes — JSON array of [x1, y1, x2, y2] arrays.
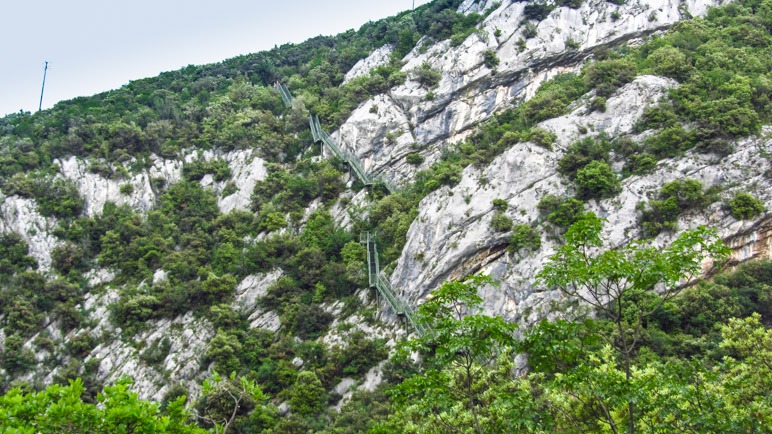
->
[[360, 232, 429, 336], [274, 83, 420, 332], [274, 82, 294, 107], [308, 116, 396, 194]]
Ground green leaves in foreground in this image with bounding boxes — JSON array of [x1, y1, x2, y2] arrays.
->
[[0, 378, 205, 433]]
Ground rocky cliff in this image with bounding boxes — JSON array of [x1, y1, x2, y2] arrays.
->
[[1, 0, 769, 404]]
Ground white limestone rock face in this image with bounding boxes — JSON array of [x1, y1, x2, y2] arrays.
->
[[39, 290, 216, 402], [232, 270, 284, 332], [217, 150, 267, 214], [56, 156, 172, 217], [0, 195, 58, 270], [343, 44, 394, 84], [335, 0, 726, 185], [390, 76, 772, 326]]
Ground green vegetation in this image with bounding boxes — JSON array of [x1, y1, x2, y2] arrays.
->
[[638, 178, 717, 237], [727, 191, 766, 219], [0, 0, 770, 431], [380, 217, 771, 433]]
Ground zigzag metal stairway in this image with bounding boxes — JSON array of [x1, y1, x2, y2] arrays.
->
[[274, 83, 426, 336], [360, 232, 429, 336]]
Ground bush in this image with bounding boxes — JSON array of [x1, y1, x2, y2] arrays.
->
[[183, 159, 232, 182], [521, 74, 588, 125], [406, 152, 424, 165], [491, 213, 513, 232], [727, 192, 765, 220], [412, 62, 442, 88], [639, 178, 710, 237], [522, 22, 538, 39], [119, 183, 134, 195], [557, 136, 611, 179], [528, 128, 557, 149], [574, 160, 620, 200], [590, 97, 607, 113], [647, 46, 693, 81], [583, 59, 636, 97], [537, 195, 585, 228], [523, 2, 555, 21], [492, 198, 509, 212], [508, 224, 541, 252], [482, 50, 500, 69]]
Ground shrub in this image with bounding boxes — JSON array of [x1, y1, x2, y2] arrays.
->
[[648, 46, 693, 81], [119, 183, 134, 195], [727, 192, 765, 220], [528, 128, 557, 149], [522, 22, 538, 39], [523, 2, 555, 21], [412, 62, 442, 88], [482, 50, 500, 69], [521, 74, 588, 125], [508, 224, 541, 252], [491, 213, 513, 232], [639, 178, 710, 237], [557, 136, 611, 179], [406, 152, 424, 165], [182, 159, 232, 182], [538, 195, 585, 228], [574, 160, 620, 200], [583, 59, 637, 97], [492, 198, 509, 212], [590, 97, 607, 112], [0, 233, 38, 277]]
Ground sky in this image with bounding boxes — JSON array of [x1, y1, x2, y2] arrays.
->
[[1, 0, 432, 117]]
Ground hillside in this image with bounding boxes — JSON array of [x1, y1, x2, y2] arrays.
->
[[1, 0, 771, 432]]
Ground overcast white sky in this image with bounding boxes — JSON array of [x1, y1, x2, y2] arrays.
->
[[0, 0, 431, 117]]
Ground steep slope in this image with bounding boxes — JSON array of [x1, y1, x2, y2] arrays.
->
[[0, 0, 770, 425]]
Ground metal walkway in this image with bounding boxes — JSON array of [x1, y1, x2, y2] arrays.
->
[[275, 83, 422, 332], [271, 82, 393, 193], [360, 232, 429, 336]]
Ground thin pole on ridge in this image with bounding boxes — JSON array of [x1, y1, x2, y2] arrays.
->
[[38, 61, 49, 112]]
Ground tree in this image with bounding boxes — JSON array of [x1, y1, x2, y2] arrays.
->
[[389, 276, 529, 433], [0, 378, 205, 433], [196, 372, 268, 434], [537, 212, 730, 433], [289, 371, 327, 417]]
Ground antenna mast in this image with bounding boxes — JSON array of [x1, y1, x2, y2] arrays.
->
[[38, 61, 49, 112]]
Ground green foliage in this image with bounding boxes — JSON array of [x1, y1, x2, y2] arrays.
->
[[289, 371, 327, 417], [527, 127, 556, 149], [508, 224, 541, 252], [0, 378, 206, 433], [405, 152, 424, 165], [727, 191, 766, 219], [182, 158, 232, 182], [482, 49, 500, 69], [521, 73, 588, 126], [412, 62, 442, 88], [2, 175, 84, 219], [490, 212, 513, 232], [0, 232, 37, 279], [522, 21, 538, 39], [537, 212, 731, 431], [537, 194, 585, 228], [638, 178, 713, 237], [557, 135, 611, 179], [491, 198, 509, 211], [389, 276, 524, 433], [523, 2, 555, 21], [574, 160, 621, 200], [583, 59, 637, 97]]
